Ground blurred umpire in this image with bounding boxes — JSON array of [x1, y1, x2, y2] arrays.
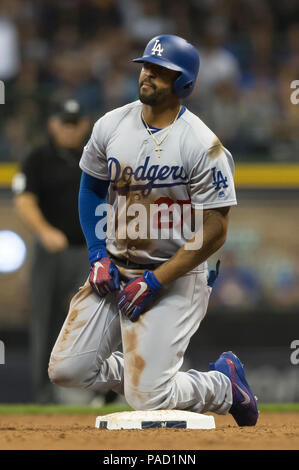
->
[[13, 99, 91, 403]]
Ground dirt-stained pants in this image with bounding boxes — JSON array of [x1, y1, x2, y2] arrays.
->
[[48, 271, 232, 414]]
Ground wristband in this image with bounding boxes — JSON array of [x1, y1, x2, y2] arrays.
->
[[143, 270, 163, 293], [89, 247, 108, 264]]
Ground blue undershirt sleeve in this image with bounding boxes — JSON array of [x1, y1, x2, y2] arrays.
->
[[78, 171, 110, 264]]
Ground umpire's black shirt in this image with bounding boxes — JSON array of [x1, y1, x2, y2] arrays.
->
[[19, 139, 85, 246]]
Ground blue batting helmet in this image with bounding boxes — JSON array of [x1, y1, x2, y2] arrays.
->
[[132, 34, 200, 99]]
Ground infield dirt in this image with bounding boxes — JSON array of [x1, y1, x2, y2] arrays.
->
[[0, 412, 298, 450]]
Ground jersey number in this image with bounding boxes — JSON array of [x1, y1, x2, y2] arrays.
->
[[153, 197, 191, 229]]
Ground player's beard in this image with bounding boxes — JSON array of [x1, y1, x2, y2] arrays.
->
[[138, 81, 173, 106]]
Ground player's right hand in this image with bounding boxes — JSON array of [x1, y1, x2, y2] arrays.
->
[[89, 257, 120, 297]]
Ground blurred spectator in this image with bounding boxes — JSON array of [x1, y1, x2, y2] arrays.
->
[[210, 251, 262, 310], [274, 36, 299, 162], [1, 0, 299, 162], [238, 83, 280, 159], [202, 78, 242, 151], [168, 2, 190, 39], [202, 77, 278, 157], [119, 0, 174, 41], [48, 51, 104, 115], [12, 99, 91, 403], [272, 0, 299, 33], [78, 0, 123, 39], [258, 253, 299, 307], [196, 17, 241, 99], [240, 25, 276, 88], [0, 1, 21, 80], [284, 22, 299, 65], [0, 117, 30, 162]]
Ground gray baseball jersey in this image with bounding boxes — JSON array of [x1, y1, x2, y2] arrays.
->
[[49, 100, 236, 416], [79, 100, 237, 271]]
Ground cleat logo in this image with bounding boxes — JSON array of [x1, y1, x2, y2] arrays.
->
[[236, 385, 250, 405]]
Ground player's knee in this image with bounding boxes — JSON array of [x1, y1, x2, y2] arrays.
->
[[48, 358, 74, 388], [48, 355, 89, 389]]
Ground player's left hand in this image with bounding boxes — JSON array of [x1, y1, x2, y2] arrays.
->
[[117, 270, 162, 322]]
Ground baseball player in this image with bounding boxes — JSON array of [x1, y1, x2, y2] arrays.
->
[[49, 35, 258, 426]]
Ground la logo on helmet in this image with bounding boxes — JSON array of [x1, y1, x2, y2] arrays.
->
[[151, 39, 164, 56]]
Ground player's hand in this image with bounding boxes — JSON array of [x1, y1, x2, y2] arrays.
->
[[117, 270, 162, 322], [89, 257, 120, 297], [39, 226, 69, 252]]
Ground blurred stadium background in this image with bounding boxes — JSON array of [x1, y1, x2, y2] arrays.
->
[[0, 0, 299, 404]]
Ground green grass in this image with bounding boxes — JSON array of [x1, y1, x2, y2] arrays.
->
[[0, 403, 298, 415], [257, 403, 299, 413], [0, 404, 131, 415]]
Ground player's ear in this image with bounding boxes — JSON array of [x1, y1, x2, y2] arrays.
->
[[171, 71, 181, 95]]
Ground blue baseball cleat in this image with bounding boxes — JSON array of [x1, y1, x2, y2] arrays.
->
[[210, 351, 259, 427]]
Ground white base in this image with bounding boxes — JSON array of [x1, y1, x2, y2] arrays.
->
[[95, 410, 215, 430]]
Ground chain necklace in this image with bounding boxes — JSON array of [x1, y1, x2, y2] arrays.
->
[[142, 106, 181, 158]]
